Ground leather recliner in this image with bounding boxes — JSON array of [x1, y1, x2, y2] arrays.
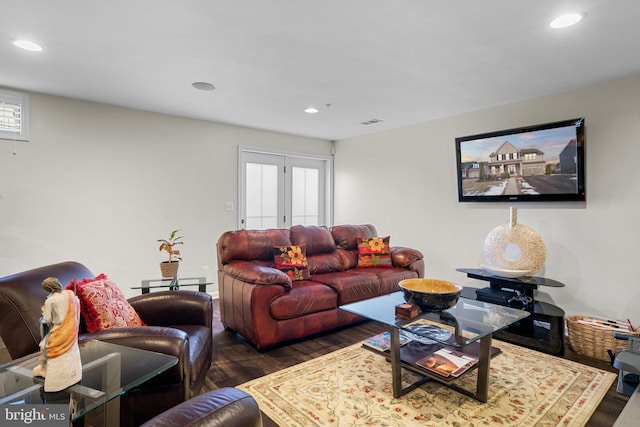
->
[[0, 261, 213, 426]]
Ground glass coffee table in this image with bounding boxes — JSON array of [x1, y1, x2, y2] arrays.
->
[[0, 339, 177, 426], [341, 292, 529, 402]]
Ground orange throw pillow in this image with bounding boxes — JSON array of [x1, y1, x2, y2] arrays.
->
[[357, 236, 392, 268], [273, 244, 310, 281]]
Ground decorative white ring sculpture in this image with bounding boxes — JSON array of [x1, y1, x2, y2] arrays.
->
[[483, 207, 546, 276]]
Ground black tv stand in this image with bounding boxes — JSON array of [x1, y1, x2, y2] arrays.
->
[[456, 268, 565, 355]]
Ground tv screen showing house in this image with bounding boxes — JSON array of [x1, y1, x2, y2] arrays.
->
[[455, 118, 585, 202]]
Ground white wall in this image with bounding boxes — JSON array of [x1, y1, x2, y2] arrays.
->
[[0, 91, 331, 297], [334, 74, 640, 322], [2, 75, 638, 322]]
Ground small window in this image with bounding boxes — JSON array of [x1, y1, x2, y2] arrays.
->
[[0, 89, 29, 141]]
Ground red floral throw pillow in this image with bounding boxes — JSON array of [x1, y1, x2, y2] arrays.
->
[[357, 236, 392, 268], [67, 274, 145, 332], [273, 244, 311, 281]]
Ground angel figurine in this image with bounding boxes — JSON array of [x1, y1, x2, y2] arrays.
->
[[32, 277, 82, 392]]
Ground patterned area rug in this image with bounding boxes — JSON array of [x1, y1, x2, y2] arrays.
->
[[238, 340, 615, 427]]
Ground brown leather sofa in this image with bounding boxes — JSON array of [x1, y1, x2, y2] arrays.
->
[[140, 388, 262, 427], [217, 224, 424, 350], [0, 261, 213, 426]]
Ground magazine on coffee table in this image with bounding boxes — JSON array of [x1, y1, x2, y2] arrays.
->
[[415, 347, 479, 377], [363, 331, 412, 351], [402, 318, 453, 344]]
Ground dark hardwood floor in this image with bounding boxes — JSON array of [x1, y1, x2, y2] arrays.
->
[[207, 299, 629, 427]]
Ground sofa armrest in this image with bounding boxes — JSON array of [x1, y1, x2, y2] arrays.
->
[[391, 246, 425, 278], [390, 246, 423, 267], [140, 388, 263, 427], [222, 261, 292, 290], [129, 290, 213, 327]]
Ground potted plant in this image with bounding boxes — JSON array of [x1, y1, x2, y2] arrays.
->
[[158, 229, 183, 278]]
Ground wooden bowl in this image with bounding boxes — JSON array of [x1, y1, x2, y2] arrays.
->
[[398, 278, 463, 312]]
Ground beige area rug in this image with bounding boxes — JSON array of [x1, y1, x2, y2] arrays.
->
[[238, 341, 615, 427]]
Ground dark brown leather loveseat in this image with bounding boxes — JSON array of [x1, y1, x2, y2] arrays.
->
[[0, 261, 213, 426], [217, 224, 424, 350]]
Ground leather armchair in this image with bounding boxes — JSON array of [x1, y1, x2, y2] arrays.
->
[[0, 261, 213, 426], [140, 388, 263, 427]]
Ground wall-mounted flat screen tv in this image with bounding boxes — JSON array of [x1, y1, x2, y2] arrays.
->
[[455, 117, 585, 203]]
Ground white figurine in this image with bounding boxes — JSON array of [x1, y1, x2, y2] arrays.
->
[[32, 277, 82, 392]]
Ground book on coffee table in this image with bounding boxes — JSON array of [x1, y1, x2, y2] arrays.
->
[[363, 331, 412, 351], [415, 347, 479, 377]]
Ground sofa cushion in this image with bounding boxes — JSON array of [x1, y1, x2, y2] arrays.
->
[[290, 225, 344, 274], [357, 236, 392, 268], [361, 268, 419, 295], [290, 225, 336, 254], [218, 229, 292, 264], [273, 244, 310, 281], [336, 248, 359, 270], [332, 224, 378, 250], [68, 274, 145, 333], [310, 271, 381, 305], [307, 252, 344, 275], [270, 281, 338, 319]]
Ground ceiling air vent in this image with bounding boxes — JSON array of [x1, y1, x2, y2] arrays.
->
[[360, 118, 384, 125]]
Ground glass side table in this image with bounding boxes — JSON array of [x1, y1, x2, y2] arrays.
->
[[0, 340, 177, 426], [131, 276, 212, 294]]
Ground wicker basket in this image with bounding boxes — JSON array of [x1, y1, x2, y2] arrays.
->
[[160, 261, 179, 278], [566, 315, 639, 362]]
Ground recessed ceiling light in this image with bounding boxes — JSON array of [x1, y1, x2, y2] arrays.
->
[[192, 81, 215, 91], [304, 107, 319, 114], [550, 12, 585, 29], [11, 39, 43, 52]]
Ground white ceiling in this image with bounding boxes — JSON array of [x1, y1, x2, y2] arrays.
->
[[2, 1, 640, 141]]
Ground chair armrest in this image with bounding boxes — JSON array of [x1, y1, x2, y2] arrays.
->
[[80, 326, 189, 360], [129, 290, 213, 327], [140, 388, 263, 427], [80, 326, 189, 385]]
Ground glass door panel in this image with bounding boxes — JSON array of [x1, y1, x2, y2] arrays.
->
[[245, 162, 279, 229], [239, 149, 330, 229], [291, 166, 320, 226]]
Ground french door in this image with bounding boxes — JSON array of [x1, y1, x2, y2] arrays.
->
[[238, 149, 331, 230]]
